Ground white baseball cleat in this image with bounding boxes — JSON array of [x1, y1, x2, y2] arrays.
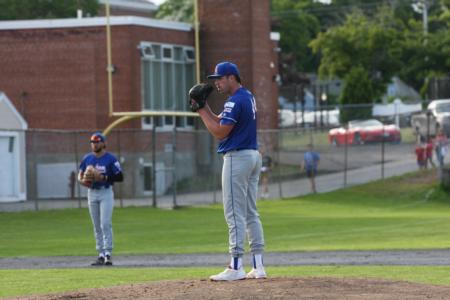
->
[[209, 267, 246, 281], [246, 267, 267, 279]]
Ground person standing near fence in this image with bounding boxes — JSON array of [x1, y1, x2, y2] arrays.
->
[[189, 61, 266, 281], [435, 129, 448, 169], [78, 132, 123, 266], [301, 144, 320, 193], [425, 137, 435, 168], [415, 137, 426, 170]]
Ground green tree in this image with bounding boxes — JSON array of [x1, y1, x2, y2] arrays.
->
[[0, 0, 98, 20], [155, 0, 193, 23], [271, 0, 321, 73], [339, 66, 374, 123], [396, 0, 450, 96], [309, 9, 403, 101]]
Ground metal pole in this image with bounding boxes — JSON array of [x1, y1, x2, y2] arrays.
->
[[277, 130, 283, 199], [381, 126, 385, 179], [32, 131, 39, 211], [152, 118, 157, 208], [212, 136, 217, 204], [344, 124, 348, 187], [118, 130, 123, 208], [194, 0, 201, 84], [172, 123, 178, 208], [73, 131, 81, 209], [105, 0, 114, 117]]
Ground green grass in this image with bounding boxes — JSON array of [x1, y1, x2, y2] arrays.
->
[[1, 171, 450, 257], [2, 266, 450, 298], [2, 170, 450, 297]]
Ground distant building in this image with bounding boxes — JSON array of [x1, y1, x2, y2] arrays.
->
[[0, 91, 27, 202], [384, 76, 421, 103]]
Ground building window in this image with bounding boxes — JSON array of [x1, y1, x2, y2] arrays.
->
[[140, 42, 196, 129]]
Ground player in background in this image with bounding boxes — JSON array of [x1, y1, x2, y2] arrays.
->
[[191, 61, 267, 281], [301, 144, 320, 193], [78, 132, 123, 266]]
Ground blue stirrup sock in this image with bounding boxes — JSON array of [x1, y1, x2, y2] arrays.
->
[[230, 257, 242, 270], [253, 254, 264, 269]]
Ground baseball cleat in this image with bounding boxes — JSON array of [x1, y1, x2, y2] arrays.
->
[[91, 256, 105, 266], [209, 266, 246, 281], [246, 267, 267, 279], [104, 255, 113, 266]]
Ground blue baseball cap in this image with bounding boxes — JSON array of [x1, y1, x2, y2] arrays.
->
[[207, 62, 240, 79], [90, 132, 106, 143]]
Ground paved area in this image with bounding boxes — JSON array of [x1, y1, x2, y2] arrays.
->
[[0, 156, 420, 212], [2, 249, 450, 269]]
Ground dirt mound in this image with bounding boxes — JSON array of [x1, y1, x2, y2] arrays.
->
[[11, 277, 450, 300]]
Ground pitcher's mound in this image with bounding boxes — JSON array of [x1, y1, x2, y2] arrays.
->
[[12, 277, 450, 300]]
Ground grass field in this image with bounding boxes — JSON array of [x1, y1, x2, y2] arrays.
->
[[2, 169, 450, 297]]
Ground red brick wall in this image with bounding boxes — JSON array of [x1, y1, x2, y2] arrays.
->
[[0, 24, 193, 130], [199, 0, 279, 129]]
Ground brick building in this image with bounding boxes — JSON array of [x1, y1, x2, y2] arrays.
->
[[0, 0, 280, 202], [0, 0, 279, 131]]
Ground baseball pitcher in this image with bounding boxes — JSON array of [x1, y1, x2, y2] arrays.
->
[[189, 61, 266, 281]]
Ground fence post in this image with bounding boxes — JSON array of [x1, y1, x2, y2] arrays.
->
[[381, 126, 385, 179], [212, 135, 217, 204], [172, 124, 178, 208], [152, 118, 157, 208], [73, 131, 81, 209], [32, 130, 39, 211], [277, 129, 283, 199], [344, 125, 348, 187], [117, 130, 123, 208]]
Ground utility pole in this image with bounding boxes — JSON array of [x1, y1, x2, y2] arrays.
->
[[422, 0, 428, 37]]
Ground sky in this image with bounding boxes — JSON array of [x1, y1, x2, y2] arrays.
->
[[152, 0, 167, 6]]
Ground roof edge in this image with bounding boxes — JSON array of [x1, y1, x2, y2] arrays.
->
[[0, 91, 28, 130], [0, 16, 192, 32]]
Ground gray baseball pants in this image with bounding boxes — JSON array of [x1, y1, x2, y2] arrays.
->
[[87, 187, 114, 254], [222, 149, 265, 257]]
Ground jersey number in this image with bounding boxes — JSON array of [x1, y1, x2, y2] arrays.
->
[[251, 97, 257, 120]]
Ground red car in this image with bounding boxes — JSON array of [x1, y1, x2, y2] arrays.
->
[[329, 119, 402, 146]]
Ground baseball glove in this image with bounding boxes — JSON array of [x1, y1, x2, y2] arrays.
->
[[81, 165, 103, 187], [83, 165, 96, 183], [188, 83, 214, 112]]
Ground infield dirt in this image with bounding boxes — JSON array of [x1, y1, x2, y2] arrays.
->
[[8, 277, 450, 300]]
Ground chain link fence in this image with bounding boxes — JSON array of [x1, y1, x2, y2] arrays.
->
[[0, 113, 424, 211]]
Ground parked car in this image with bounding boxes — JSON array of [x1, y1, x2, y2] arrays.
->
[[410, 99, 450, 137], [328, 119, 401, 146]]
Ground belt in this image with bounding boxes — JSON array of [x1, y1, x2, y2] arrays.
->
[[90, 185, 111, 190], [223, 148, 255, 155]]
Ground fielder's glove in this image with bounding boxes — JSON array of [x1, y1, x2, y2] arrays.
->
[[82, 165, 96, 183], [81, 166, 103, 187], [188, 83, 214, 112]]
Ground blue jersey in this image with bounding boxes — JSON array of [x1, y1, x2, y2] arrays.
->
[[304, 151, 320, 171], [217, 87, 258, 153], [79, 152, 122, 189]]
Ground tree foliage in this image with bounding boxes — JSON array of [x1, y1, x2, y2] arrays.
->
[[310, 8, 403, 101], [271, 0, 321, 72], [0, 0, 99, 20], [155, 0, 193, 23], [339, 66, 374, 123]]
